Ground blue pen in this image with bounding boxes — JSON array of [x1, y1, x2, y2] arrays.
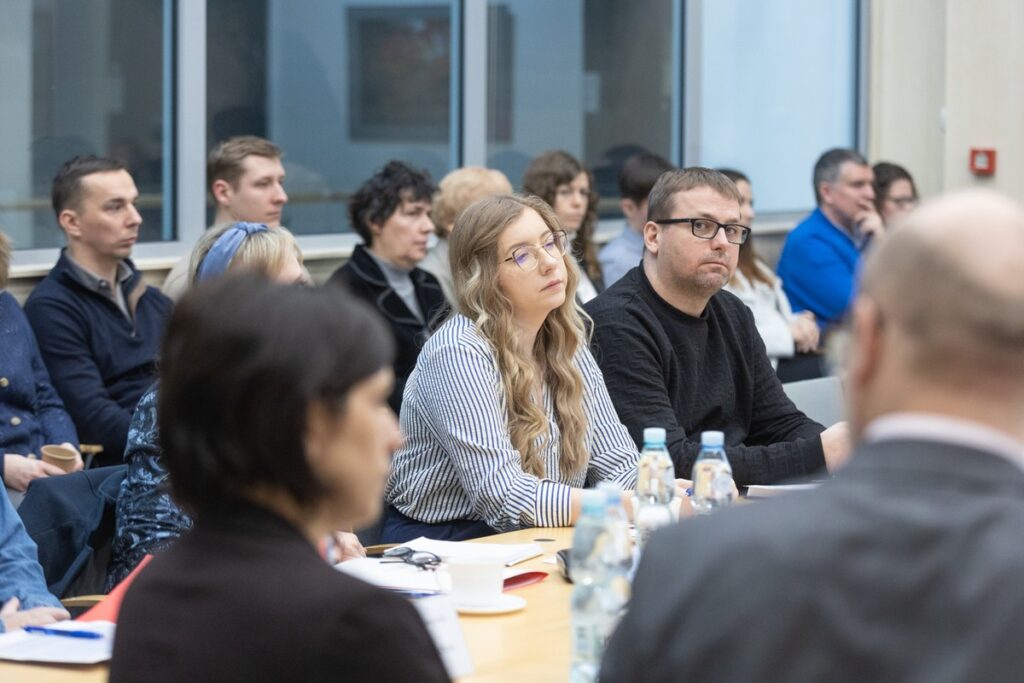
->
[[23, 626, 103, 640]]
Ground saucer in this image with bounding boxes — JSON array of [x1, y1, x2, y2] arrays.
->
[[456, 594, 527, 615]]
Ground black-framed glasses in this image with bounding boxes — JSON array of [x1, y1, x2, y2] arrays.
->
[[381, 546, 442, 570], [502, 230, 569, 271], [654, 217, 751, 245]]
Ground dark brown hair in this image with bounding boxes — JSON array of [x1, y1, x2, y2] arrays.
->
[[159, 275, 394, 513], [348, 161, 436, 246], [51, 155, 127, 217], [620, 153, 674, 203], [872, 161, 918, 214], [522, 150, 602, 282]]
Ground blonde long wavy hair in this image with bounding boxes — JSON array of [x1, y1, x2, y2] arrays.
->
[[448, 194, 590, 478]]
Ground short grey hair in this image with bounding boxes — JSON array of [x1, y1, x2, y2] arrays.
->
[[813, 148, 868, 205]]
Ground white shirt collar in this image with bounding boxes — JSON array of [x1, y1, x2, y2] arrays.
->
[[864, 412, 1024, 470]]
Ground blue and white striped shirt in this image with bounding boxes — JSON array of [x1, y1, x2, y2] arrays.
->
[[386, 313, 639, 532]]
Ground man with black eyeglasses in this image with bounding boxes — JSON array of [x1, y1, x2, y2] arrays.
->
[[586, 168, 851, 486]]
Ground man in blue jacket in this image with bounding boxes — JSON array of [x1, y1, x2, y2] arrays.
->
[[25, 157, 172, 466], [777, 148, 884, 332]]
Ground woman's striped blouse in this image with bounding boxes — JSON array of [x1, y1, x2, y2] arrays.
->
[[386, 313, 639, 533]]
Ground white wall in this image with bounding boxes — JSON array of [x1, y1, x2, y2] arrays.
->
[[869, 0, 1024, 202]]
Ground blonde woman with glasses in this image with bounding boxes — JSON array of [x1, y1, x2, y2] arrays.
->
[[383, 195, 651, 542]]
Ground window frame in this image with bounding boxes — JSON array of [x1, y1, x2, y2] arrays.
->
[[10, 0, 866, 271]]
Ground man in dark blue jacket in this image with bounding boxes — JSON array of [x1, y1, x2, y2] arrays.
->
[[25, 156, 172, 466]]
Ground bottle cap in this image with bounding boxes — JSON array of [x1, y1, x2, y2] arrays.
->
[[643, 427, 666, 444], [701, 430, 725, 447]]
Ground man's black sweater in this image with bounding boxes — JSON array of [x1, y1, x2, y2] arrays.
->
[[585, 266, 826, 486]]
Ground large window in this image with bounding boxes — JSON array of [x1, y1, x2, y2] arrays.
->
[[207, 0, 455, 236], [2, 0, 863, 264], [694, 0, 860, 214], [0, 0, 172, 251], [485, 0, 676, 209]]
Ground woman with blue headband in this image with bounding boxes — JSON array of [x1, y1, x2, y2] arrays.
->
[[106, 222, 354, 588]]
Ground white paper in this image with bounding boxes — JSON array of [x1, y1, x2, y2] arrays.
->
[[745, 483, 819, 499], [336, 557, 448, 592], [410, 595, 473, 678], [403, 536, 543, 566], [336, 558, 536, 593], [0, 621, 115, 664]]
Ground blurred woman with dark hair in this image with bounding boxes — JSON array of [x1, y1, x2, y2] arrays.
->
[[522, 150, 603, 301], [718, 170, 823, 382], [110, 276, 448, 682], [873, 161, 919, 227]]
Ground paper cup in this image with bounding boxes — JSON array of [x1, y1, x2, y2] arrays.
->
[[446, 558, 504, 608], [40, 445, 78, 473]]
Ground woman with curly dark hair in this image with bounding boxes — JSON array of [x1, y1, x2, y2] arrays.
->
[[327, 161, 448, 413], [522, 150, 603, 301]]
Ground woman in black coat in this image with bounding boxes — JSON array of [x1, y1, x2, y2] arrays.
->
[[110, 276, 449, 683]]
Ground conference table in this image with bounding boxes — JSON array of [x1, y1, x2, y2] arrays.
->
[[0, 527, 577, 683]]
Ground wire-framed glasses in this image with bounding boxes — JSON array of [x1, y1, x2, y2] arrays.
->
[[502, 230, 569, 271], [654, 217, 751, 245], [381, 546, 442, 570]]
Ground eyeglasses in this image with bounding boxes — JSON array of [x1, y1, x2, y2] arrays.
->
[[886, 196, 918, 209], [502, 230, 569, 271], [654, 217, 751, 245], [380, 546, 442, 570]]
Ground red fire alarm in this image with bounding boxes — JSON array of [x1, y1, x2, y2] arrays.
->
[[969, 148, 996, 176]]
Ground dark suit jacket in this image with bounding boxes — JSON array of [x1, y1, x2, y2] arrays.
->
[[601, 438, 1024, 683], [110, 500, 449, 682], [327, 245, 447, 413]]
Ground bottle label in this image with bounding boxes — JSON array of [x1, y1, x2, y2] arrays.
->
[[693, 461, 733, 502], [572, 619, 605, 662], [636, 452, 675, 504]]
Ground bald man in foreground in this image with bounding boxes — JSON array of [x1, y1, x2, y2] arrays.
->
[[601, 189, 1024, 682]]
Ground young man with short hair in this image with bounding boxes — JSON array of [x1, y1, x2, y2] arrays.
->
[[25, 156, 172, 464], [598, 152, 674, 287], [162, 136, 288, 300]]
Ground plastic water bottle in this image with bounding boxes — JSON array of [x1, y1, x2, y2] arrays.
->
[[691, 430, 735, 514], [634, 427, 676, 550], [570, 490, 610, 683], [597, 483, 632, 646], [597, 482, 633, 580]]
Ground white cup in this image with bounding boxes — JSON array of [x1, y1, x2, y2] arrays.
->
[[446, 558, 504, 608]]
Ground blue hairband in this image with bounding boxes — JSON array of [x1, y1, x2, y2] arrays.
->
[[196, 222, 270, 282]]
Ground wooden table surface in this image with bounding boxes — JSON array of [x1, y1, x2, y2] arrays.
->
[[0, 527, 577, 683]]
